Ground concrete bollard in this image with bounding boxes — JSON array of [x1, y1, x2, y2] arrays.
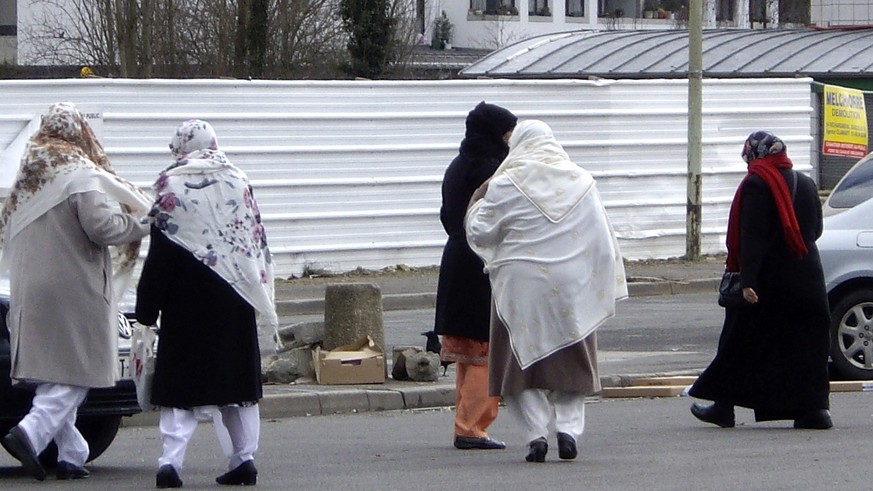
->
[[323, 283, 385, 352]]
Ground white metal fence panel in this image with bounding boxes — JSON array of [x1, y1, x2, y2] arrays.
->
[[0, 77, 813, 277]]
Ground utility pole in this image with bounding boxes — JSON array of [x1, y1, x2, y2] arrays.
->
[[686, 0, 703, 260]]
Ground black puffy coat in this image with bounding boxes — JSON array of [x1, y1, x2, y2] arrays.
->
[[433, 135, 511, 342]]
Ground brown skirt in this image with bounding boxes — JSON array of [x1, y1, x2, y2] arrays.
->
[[488, 306, 600, 397]]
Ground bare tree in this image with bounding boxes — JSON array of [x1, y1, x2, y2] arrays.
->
[[471, 15, 525, 50], [19, 0, 350, 79]]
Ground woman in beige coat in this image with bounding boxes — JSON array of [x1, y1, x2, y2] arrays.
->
[[0, 102, 150, 481]]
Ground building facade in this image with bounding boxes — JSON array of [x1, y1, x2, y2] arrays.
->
[[0, 2, 15, 64], [425, 0, 873, 48]]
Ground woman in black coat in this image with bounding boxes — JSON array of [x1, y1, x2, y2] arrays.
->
[[136, 119, 276, 487], [433, 102, 517, 450], [689, 131, 832, 430]]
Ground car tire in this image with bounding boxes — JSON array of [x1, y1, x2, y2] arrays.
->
[[37, 415, 123, 466], [829, 288, 873, 380]]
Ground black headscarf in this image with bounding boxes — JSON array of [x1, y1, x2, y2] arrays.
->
[[464, 101, 517, 140], [459, 102, 517, 162]]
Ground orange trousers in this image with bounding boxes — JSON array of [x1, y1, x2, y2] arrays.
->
[[454, 362, 500, 438]]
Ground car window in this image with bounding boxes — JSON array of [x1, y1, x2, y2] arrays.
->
[[828, 155, 873, 209]]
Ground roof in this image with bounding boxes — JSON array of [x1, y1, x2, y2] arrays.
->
[[460, 28, 873, 79]]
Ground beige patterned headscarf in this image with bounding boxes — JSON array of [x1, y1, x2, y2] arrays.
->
[[0, 102, 152, 295]]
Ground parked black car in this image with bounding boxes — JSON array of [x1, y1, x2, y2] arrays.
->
[[0, 291, 142, 465]]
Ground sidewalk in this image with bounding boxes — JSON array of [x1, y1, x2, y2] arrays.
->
[[272, 254, 727, 316], [127, 256, 726, 426]]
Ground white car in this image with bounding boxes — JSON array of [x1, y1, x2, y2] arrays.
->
[[818, 153, 873, 380], [822, 152, 873, 217]]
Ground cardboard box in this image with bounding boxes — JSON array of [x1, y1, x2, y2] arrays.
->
[[313, 336, 385, 385]]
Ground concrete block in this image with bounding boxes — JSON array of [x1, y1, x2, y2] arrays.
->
[[405, 352, 440, 382], [324, 283, 385, 351], [287, 321, 326, 345]]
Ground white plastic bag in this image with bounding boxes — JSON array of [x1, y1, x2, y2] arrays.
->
[[130, 323, 158, 412]]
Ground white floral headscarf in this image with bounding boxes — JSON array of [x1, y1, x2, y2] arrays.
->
[[0, 102, 152, 296], [151, 119, 279, 349]]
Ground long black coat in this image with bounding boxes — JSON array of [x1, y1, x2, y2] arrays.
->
[[135, 227, 263, 408], [433, 137, 508, 342], [689, 170, 830, 420]]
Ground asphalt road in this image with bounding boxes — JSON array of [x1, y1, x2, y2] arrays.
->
[[371, 291, 725, 377], [2, 391, 871, 490]]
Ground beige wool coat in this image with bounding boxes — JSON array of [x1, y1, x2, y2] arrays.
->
[[6, 191, 147, 388]]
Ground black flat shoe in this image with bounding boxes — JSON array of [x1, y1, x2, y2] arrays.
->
[[557, 432, 577, 460], [216, 460, 258, 486], [525, 438, 548, 463], [794, 409, 833, 430], [690, 402, 735, 428], [156, 464, 183, 488], [56, 461, 90, 480], [453, 435, 506, 450], [1, 426, 47, 481]]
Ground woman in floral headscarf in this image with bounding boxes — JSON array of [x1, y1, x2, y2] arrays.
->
[[688, 131, 832, 430], [136, 120, 278, 488], [0, 102, 151, 481]]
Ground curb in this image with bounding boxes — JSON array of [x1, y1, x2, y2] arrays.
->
[[122, 370, 706, 427], [276, 279, 720, 316], [123, 383, 457, 427]]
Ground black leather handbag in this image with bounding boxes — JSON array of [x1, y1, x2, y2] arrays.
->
[[718, 171, 799, 310], [717, 272, 747, 309]]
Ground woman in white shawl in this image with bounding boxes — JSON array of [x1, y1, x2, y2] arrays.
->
[[0, 102, 151, 481], [136, 120, 278, 488], [465, 120, 627, 463]]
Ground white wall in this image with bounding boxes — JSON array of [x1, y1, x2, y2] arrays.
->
[[0, 77, 813, 278]]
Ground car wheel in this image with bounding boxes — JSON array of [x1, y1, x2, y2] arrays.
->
[[37, 415, 122, 466], [830, 289, 873, 380]]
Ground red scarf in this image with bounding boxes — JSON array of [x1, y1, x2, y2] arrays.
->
[[725, 154, 807, 272]]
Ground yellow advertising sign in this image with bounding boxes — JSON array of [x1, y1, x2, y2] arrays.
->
[[823, 85, 868, 158]]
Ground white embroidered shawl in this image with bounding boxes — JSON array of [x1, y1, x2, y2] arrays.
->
[[465, 120, 628, 368]]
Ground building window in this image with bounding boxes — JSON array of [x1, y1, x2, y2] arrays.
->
[[640, 0, 687, 20], [715, 0, 734, 22], [598, 0, 628, 18], [471, 0, 518, 15], [566, 0, 584, 17], [531, 0, 551, 16]]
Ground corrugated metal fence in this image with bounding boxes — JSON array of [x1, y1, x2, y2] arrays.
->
[[0, 77, 813, 278]]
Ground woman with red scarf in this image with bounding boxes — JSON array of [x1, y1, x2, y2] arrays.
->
[[688, 131, 832, 430]]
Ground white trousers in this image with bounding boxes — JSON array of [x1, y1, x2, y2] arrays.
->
[[158, 405, 260, 472], [17, 383, 90, 466], [505, 389, 586, 444]]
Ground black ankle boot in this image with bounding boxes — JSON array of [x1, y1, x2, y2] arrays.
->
[[557, 432, 577, 460], [156, 464, 182, 488], [525, 438, 548, 463], [690, 401, 735, 428], [794, 409, 833, 430], [216, 460, 258, 486]]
